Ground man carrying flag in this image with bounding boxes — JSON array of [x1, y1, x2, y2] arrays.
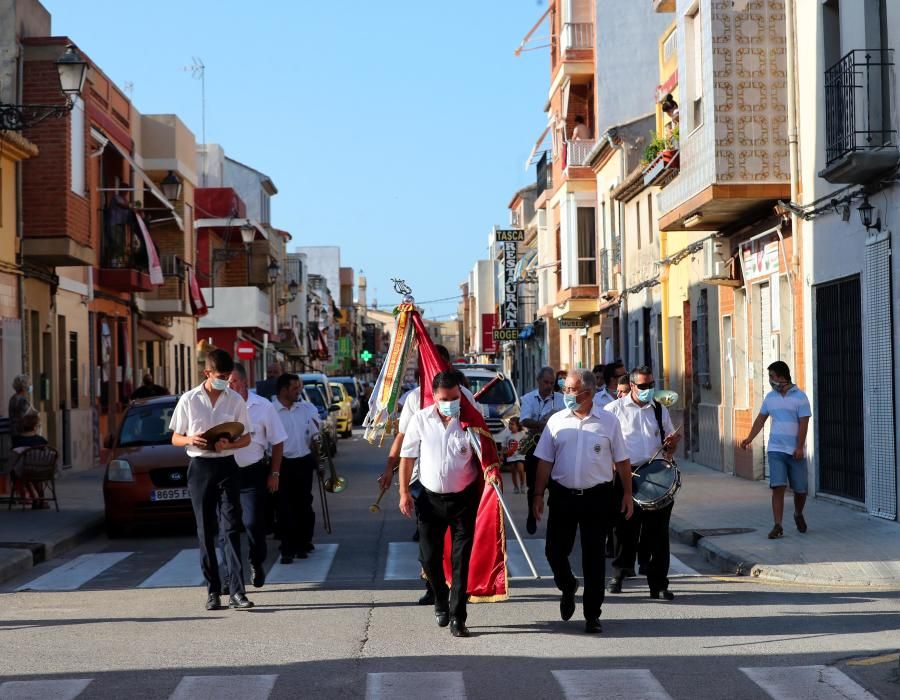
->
[[399, 368, 481, 637]]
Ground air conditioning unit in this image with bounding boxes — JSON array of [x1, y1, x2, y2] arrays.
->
[[702, 237, 730, 282]]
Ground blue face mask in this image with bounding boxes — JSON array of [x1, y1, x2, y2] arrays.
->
[[563, 394, 579, 410], [210, 377, 229, 391], [636, 388, 654, 403], [557, 378, 565, 389], [438, 399, 460, 418]]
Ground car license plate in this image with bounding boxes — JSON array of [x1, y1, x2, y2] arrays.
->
[[150, 488, 191, 502]]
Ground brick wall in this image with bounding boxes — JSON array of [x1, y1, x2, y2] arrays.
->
[[22, 60, 91, 247]]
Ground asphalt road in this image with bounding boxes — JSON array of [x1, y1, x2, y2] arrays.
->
[[2, 430, 899, 699]]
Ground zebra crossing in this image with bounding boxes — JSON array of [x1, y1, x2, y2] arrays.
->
[[0, 666, 880, 699], [12, 540, 700, 592]]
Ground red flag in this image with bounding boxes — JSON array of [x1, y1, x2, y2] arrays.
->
[[411, 312, 508, 602]]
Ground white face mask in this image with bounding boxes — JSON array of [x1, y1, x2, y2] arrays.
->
[[438, 399, 460, 418], [210, 377, 229, 391]]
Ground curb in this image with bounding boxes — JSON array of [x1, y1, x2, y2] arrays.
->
[[670, 514, 759, 578], [0, 512, 104, 586]]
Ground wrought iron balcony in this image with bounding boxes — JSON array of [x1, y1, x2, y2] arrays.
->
[[822, 48, 898, 183], [536, 151, 553, 193], [561, 23, 594, 51]]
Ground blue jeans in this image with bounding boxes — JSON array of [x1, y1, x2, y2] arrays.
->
[[768, 451, 808, 494]]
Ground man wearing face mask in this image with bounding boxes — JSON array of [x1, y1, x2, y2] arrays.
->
[[604, 366, 680, 600], [170, 349, 254, 611], [398, 369, 481, 638], [740, 361, 811, 539], [519, 366, 566, 535], [532, 369, 633, 633]]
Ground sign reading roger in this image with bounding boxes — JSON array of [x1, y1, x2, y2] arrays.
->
[[492, 328, 521, 342]]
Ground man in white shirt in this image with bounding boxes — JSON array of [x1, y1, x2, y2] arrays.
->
[[399, 369, 480, 638], [170, 349, 253, 611], [229, 362, 287, 589], [519, 366, 566, 534], [532, 368, 632, 634], [273, 373, 321, 564], [592, 361, 627, 411], [605, 365, 680, 600]]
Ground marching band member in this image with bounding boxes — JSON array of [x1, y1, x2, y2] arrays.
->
[[519, 367, 566, 534], [605, 366, 680, 600], [398, 369, 480, 638], [273, 374, 321, 564], [170, 349, 253, 611], [532, 369, 633, 634]]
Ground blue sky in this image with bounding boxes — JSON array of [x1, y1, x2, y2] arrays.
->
[[43, 0, 549, 319]]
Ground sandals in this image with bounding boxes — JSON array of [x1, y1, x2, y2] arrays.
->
[[794, 513, 808, 533], [767, 523, 784, 539]]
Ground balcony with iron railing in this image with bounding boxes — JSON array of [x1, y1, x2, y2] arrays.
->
[[821, 48, 899, 184], [536, 151, 553, 194], [98, 203, 153, 292], [551, 22, 594, 71], [566, 139, 597, 168], [140, 254, 192, 316]]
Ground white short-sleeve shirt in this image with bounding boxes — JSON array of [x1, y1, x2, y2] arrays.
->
[[604, 396, 675, 466], [273, 399, 321, 459], [234, 392, 288, 467], [760, 385, 811, 455], [533, 407, 628, 488], [592, 387, 615, 411], [169, 383, 251, 459], [519, 389, 566, 423], [399, 406, 477, 494]]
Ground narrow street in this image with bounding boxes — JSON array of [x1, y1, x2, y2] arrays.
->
[[2, 433, 898, 699]]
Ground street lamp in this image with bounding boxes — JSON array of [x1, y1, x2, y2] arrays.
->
[[160, 170, 182, 201], [857, 197, 881, 232], [239, 223, 256, 245], [267, 260, 280, 284], [0, 44, 88, 131], [288, 279, 300, 298]]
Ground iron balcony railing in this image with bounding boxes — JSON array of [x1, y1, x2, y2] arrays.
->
[[566, 139, 596, 167], [159, 254, 185, 279], [562, 22, 594, 51], [824, 48, 896, 165]]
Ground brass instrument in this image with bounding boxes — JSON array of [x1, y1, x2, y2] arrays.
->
[[370, 488, 388, 513], [311, 433, 347, 535]]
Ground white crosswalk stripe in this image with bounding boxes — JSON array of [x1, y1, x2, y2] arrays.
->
[[16, 553, 132, 592], [384, 542, 422, 580], [265, 543, 339, 583], [138, 549, 205, 589], [741, 665, 878, 700], [366, 672, 465, 700], [168, 675, 277, 700], [552, 669, 672, 699], [0, 679, 92, 700]]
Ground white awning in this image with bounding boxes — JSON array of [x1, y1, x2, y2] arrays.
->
[[514, 5, 551, 56], [561, 79, 572, 120], [102, 133, 184, 231], [193, 217, 269, 241], [525, 125, 551, 170]]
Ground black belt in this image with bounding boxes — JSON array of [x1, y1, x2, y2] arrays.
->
[[549, 479, 613, 496]]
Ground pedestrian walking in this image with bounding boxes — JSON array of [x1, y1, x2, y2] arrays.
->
[[498, 416, 527, 494], [398, 369, 481, 638], [604, 366, 680, 600], [740, 360, 811, 539], [228, 362, 287, 589], [532, 368, 632, 633], [519, 367, 565, 534], [169, 349, 254, 611], [273, 373, 321, 563]]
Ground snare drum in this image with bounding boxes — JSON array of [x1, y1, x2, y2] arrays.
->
[[632, 458, 681, 511]]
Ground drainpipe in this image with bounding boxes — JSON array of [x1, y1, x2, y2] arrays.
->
[[786, 0, 800, 277], [606, 130, 628, 363], [15, 43, 26, 374]]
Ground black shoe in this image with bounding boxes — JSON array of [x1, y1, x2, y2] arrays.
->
[[205, 593, 221, 611], [585, 617, 603, 634], [229, 593, 255, 610], [526, 514, 537, 536], [560, 582, 578, 621], [304, 542, 315, 553], [297, 551, 308, 559], [435, 610, 450, 627], [607, 577, 623, 594], [418, 589, 435, 606], [251, 563, 265, 588], [449, 619, 470, 637], [650, 589, 675, 601], [280, 555, 294, 565]]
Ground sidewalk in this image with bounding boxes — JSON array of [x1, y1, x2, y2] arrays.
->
[[0, 466, 105, 584], [671, 458, 900, 588]]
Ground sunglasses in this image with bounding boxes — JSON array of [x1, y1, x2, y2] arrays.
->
[[633, 382, 656, 390]]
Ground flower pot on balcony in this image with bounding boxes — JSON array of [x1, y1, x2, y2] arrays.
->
[[661, 149, 676, 163]]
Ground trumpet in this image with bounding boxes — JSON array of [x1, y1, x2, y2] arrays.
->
[[370, 487, 388, 513], [311, 433, 347, 535]]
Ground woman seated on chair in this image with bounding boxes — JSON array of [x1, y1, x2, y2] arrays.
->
[[11, 412, 50, 509]]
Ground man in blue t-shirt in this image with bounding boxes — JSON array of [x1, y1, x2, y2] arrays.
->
[[741, 361, 812, 540]]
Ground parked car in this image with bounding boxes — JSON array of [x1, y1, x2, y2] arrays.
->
[[103, 395, 193, 537], [330, 382, 354, 438], [303, 385, 338, 456], [458, 366, 521, 451], [300, 373, 335, 408], [330, 376, 364, 424]]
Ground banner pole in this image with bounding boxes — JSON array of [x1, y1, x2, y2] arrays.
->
[[492, 481, 540, 579]]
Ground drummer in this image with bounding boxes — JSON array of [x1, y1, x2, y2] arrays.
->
[[604, 365, 680, 600]]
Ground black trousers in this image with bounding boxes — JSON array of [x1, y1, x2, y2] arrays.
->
[[612, 500, 674, 592], [188, 456, 245, 596], [524, 452, 539, 505], [545, 479, 614, 620], [416, 481, 480, 624], [238, 460, 270, 566], [278, 454, 316, 557]]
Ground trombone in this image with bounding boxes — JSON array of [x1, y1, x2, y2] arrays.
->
[[312, 433, 347, 534]]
